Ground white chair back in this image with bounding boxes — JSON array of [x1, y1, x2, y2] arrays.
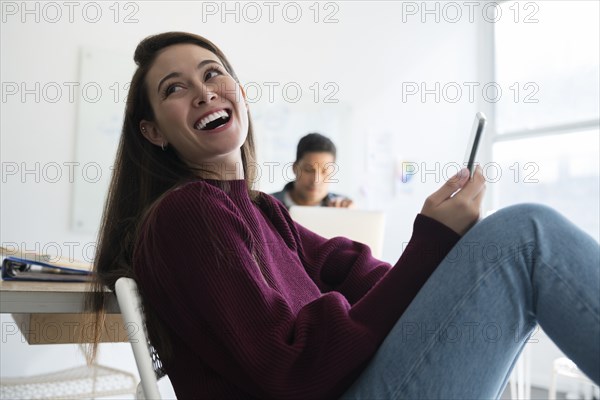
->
[[115, 277, 162, 399]]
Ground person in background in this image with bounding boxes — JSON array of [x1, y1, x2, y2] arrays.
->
[[271, 133, 354, 209]]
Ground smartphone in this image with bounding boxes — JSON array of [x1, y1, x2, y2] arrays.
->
[[463, 112, 487, 177]]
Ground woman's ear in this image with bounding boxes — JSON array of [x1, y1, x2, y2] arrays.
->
[[139, 120, 167, 148]]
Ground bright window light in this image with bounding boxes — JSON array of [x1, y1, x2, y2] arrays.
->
[[495, 1, 600, 133]]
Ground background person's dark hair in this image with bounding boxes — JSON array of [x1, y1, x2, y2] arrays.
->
[[295, 133, 337, 162]]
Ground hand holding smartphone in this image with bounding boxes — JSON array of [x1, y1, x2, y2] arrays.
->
[[422, 112, 488, 232], [464, 112, 487, 177]]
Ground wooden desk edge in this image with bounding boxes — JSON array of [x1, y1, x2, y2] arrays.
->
[[0, 279, 120, 314], [0, 280, 99, 293]]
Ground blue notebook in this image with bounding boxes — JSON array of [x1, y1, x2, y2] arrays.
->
[[1, 256, 93, 282]]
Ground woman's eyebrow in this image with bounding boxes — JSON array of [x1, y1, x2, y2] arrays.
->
[[156, 59, 222, 94]]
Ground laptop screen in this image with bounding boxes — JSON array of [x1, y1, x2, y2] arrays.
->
[[288, 206, 386, 259]]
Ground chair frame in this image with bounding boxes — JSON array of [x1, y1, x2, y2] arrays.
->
[[115, 277, 162, 399]]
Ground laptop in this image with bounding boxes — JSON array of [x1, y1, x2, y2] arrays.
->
[[288, 206, 386, 258]]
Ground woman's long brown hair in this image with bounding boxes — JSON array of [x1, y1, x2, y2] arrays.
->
[[84, 32, 258, 364]]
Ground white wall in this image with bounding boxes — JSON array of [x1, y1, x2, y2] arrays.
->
[[2, 1, 573, 396], [1, 1, 481, 260]]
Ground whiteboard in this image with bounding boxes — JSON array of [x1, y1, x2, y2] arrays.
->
[[71, 46, 135, 234]]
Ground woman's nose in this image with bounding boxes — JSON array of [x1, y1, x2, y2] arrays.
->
[[192, 82, 218, 106]]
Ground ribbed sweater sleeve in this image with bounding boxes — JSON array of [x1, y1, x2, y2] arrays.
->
[[134, 181, 460, 399], [264, 197, 394, 305], [292, 211, 460, 331]]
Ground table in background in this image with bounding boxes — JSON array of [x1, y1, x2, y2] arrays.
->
[[0, 280, 126, 344]]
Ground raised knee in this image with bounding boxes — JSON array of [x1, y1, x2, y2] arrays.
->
[[501, 203, 558, 219], [490, 203, 564, 232]]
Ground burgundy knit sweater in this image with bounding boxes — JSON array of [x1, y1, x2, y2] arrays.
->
[[133, 179, 460, 399]]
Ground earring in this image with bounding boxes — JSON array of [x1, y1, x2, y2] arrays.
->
[[161, 142, 167, 151], [141, 127, 146, 133]]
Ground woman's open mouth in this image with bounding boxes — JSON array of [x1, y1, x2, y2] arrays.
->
[[194, 109, 232, 131]]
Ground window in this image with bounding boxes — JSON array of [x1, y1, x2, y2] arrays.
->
[[490, 1, 599, 241]]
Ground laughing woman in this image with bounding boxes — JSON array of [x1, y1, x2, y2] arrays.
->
[[86, 32, 600, 399]]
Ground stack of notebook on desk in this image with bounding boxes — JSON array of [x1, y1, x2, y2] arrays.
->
[[0, 246, 93, 282]]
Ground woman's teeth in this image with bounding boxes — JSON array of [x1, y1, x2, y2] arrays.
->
[[195, 110, 230, 130]]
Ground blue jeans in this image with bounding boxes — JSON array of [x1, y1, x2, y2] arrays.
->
[[342, 204, 600, 399]]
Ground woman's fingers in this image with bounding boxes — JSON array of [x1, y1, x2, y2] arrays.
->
[[453, 167, 486, 223], [327, 197, 354, 208], [454, 166, 486, 201], [420, 166, 487, 235], [472, 180, 487, 209], [425, 168, 470, 207]]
